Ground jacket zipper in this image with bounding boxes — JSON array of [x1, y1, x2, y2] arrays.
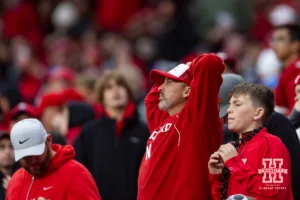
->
[[26, 177, 34, 200]]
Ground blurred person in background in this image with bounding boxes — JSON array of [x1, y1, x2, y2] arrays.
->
[[255, 48, 281, 89], [10, 36, 47, 104], [288, 74, 300, 134], [36, 88, 84, 133], [189, 0, 253, 41], [154, 0, 197, 61], [0, 84, 22, 132], [10, 102, 67, 146], [271, 24, 300, 115], [0, 40, 12, 83], [74, 74, 97, 104], [95, 0, 143, 32], [220, 74, 300, 200], [216, 52, 238, 74], [1, 0, 43, 54], [9, 102, 38, 129], [52, 101, 95, 145], [44, 66, 75, 93], [0, 132, 14, 199], [99, 34, 149, 99], [36, 88, 84, 146], [75, 70, 149, 200]]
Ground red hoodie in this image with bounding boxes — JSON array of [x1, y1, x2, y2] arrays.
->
[[275, 57, 300, 114], [6, 145, 101, 200], [210, 128, 293, 200], [138, 54, 225, 199]]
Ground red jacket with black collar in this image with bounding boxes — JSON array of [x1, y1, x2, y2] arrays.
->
[[210, 128, 293, 200]]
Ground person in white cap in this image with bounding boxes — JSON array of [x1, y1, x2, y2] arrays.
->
[[6, 118, 102, 200], [138, 54, 225, 199]]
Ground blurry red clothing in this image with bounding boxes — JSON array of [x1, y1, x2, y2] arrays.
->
[[19, 72, 43, 104], [66, 126, 82, 145], [275, 57, 300, 114], [2, 1, 43, 51], [96, 0, 143, 31], [210, 128, 293, 200], [249, 12, 273, 43], [6, 145, 101, 199]]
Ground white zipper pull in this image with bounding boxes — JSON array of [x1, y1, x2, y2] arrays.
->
[[26, 176, 35, 200]]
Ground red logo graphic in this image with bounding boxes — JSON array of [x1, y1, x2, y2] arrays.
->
[[258, 158, 288, 183]]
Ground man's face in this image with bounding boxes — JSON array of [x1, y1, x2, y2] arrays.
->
[[19, 144, 51, 177], [227, 94, 261, 134], [271, 28, 295, 62], [41, 106, 60, 132], [158, 78, 189, 111], [46, 80, 70, 93], [103, 79, 129, 109], [0, 138, 14, 169], [295, 85, 300, 101]]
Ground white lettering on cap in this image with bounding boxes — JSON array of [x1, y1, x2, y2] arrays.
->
[[168, 64, 189, 78]]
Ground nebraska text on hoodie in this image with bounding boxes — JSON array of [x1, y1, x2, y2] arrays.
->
[[138, 54, 225, 199]]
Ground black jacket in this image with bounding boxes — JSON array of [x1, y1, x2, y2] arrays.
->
[[288, 109, 300, 129], [74, 110, 149, 200], [0, 171, 5, 200], [223, 111, 300, 200]]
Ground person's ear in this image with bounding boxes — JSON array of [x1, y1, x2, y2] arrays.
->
[[182, 86, 190, 98], [46, 134, 53, 146], [291, 41, 300, 54], [253, 107, 264, 121]]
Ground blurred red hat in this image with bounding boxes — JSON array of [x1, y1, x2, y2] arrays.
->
[[36, 88, 84, 116], [48, 66, 75, 84], [10, 102, 39, 120]]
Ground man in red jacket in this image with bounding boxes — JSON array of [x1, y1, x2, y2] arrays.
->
[[6, 118, 101, 200], [272, 24, 300, 115], [138, 54, 225, 199], [209, 83, 293, 200]]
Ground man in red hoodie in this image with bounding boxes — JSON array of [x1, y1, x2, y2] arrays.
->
[[6, 118, 101, 200], [138, 54, 225, 199], [209, 83, 293, 200]]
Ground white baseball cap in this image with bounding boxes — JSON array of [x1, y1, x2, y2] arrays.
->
[[10, 118, 48, 161]]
